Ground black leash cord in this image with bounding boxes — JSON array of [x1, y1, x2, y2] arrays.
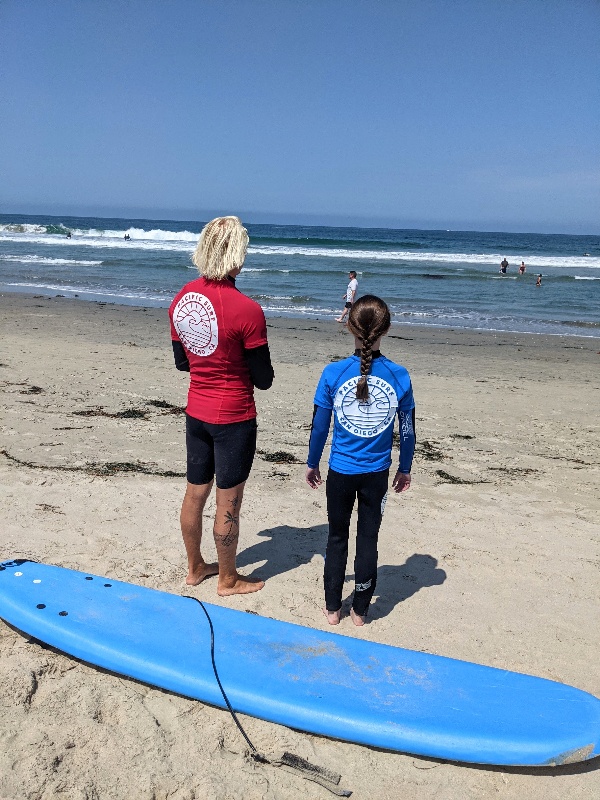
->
[[184, 595, 265, 760]]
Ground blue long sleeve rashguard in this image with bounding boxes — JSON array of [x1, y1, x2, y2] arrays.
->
[[307, 352, 416, 475]]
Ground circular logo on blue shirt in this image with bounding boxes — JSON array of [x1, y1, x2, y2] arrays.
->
[[334, 376, 397, 438]]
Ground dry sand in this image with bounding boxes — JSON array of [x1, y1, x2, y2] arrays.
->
[[1, 292, 599, 799]]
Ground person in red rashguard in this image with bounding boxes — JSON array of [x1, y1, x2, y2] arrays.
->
[[169, 216, 274, 596]]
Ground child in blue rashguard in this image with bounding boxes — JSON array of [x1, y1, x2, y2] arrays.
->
[[306, 295, 416, 626]]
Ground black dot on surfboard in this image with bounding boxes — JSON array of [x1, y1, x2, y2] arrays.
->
[[59, 611, 68, 616], [85, 576, 93, 580], [104, 584, 112, 587], [0, 567, 5, 571], [36, 604, 46, 609]]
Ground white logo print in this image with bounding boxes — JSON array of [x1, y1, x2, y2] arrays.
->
[[333, 376, 398, 438], [173, 292, 218, 356], [400, 410, 413, 437], [355, 579, 372, 592], [381, 492, 388, 516]]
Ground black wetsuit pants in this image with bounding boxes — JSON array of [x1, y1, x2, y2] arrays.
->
[[324, 468, 389, 616]]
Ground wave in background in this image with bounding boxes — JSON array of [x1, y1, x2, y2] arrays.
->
[[1, 214, 598, 336]]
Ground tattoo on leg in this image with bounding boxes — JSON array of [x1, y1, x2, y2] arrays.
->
[[229, 495, 240, 509], [214, 530, 238, 547], [214, 509, 240, 548], [224, 510, 239, 530]]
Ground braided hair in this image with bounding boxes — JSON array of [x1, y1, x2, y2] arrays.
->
[[192, 216, 249, 280], [347, 295, 391, 401]]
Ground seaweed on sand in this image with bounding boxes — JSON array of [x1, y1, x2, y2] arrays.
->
[[435, 470, 489, 485], [257, 449, 303, 465], [0, 449, 184, 478], [73, 407, 149, 420]]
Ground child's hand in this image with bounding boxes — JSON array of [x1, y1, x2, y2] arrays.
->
[[306, 466, 322, 489], [392, 471, 411, 493]]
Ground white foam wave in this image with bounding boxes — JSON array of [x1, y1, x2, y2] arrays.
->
[[249, 245, 600, 269], [574, 275, 600, 280], [120, 227, 197, 242], [0, 222, 198, 241], [0, 226, 196, 253], [2, 224, 598, 269], [0, 254, 102, 266], [4, 281, 168, 301], [0, 232, 194, 253], [241, 268, 291, 273]]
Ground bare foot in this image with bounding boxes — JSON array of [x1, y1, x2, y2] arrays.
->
[[323, 607, 341, 625], [350, 608, 366, 627], [185, 562, 219, 586], [217, 574, 265, 596], [335, 318, 345, 323]]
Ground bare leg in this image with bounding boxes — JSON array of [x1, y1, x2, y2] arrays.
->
[[213, 482, 264, 596], [181, 481, 220, 585]]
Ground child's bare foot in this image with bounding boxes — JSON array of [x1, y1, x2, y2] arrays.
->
[[323, 607, 341, 625], [350, 608, 366, 627], [185, 562, 219, 586], [217, 574, 265, 596]]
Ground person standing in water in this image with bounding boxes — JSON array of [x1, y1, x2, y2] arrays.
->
[[536, 274, 542, 287], [336, 271, 358, 323], [306, 295, 416, 626], [519, 261, 526, 275], [169, 216, 274, 595], [499, 258, 509, 274]]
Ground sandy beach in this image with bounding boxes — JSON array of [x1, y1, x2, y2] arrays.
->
[[1, 292, 599, 800]]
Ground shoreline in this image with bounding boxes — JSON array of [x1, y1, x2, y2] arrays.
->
[[2, 288, 599, 341], [1, 291, 599, 799]]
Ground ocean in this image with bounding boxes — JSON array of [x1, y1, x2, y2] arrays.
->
[[1, 213, 598, 337]]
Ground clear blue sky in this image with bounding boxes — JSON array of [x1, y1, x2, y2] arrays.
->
[[1, 0, 599, 233]]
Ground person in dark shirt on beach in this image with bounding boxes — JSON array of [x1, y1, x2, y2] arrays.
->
[[499, 258, 509, 274], [169, 216, 274, 596]]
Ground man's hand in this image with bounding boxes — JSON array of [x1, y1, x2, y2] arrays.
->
[[392, 471, 411, 493], [306, 466, 322, 489]]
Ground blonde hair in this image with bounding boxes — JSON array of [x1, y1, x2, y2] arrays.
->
[[192, 216, 249, 280]]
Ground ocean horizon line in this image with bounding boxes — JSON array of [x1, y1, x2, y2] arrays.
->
[[2, 210, 599, 239]]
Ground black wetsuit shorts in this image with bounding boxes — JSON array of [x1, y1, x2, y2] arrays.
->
[[185, 414, 257, 489]]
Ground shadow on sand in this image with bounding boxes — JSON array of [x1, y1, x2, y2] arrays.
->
[[238, 526, 446, 621]]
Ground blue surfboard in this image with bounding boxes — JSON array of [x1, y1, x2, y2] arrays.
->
[[1, 558, 599, 767]]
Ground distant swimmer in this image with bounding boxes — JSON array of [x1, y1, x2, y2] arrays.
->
[[124, 233, 131, 240], [499, 258, 509, 274], [519, 261, 526, 275], [66, 231, 72, 239], [536, 274, 542, 287]]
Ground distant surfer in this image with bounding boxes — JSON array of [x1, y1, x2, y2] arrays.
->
[[124, 233, 131, 240], [335, 271, 358, 323], [305, 295, 415, 626], [66, 231, 72, 239], [536, 274, 542, 287], [519, 261, 526, 275], [169, 216, 274, 595], [499, 258, 509, 274]]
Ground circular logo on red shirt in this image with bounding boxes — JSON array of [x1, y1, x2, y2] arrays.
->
[[172, 292, 218, 356]]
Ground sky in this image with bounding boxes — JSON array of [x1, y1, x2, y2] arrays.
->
[[1, 0, 599, 233]]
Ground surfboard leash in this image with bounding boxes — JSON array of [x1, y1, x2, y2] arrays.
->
[[184, 595, 352, 797]]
